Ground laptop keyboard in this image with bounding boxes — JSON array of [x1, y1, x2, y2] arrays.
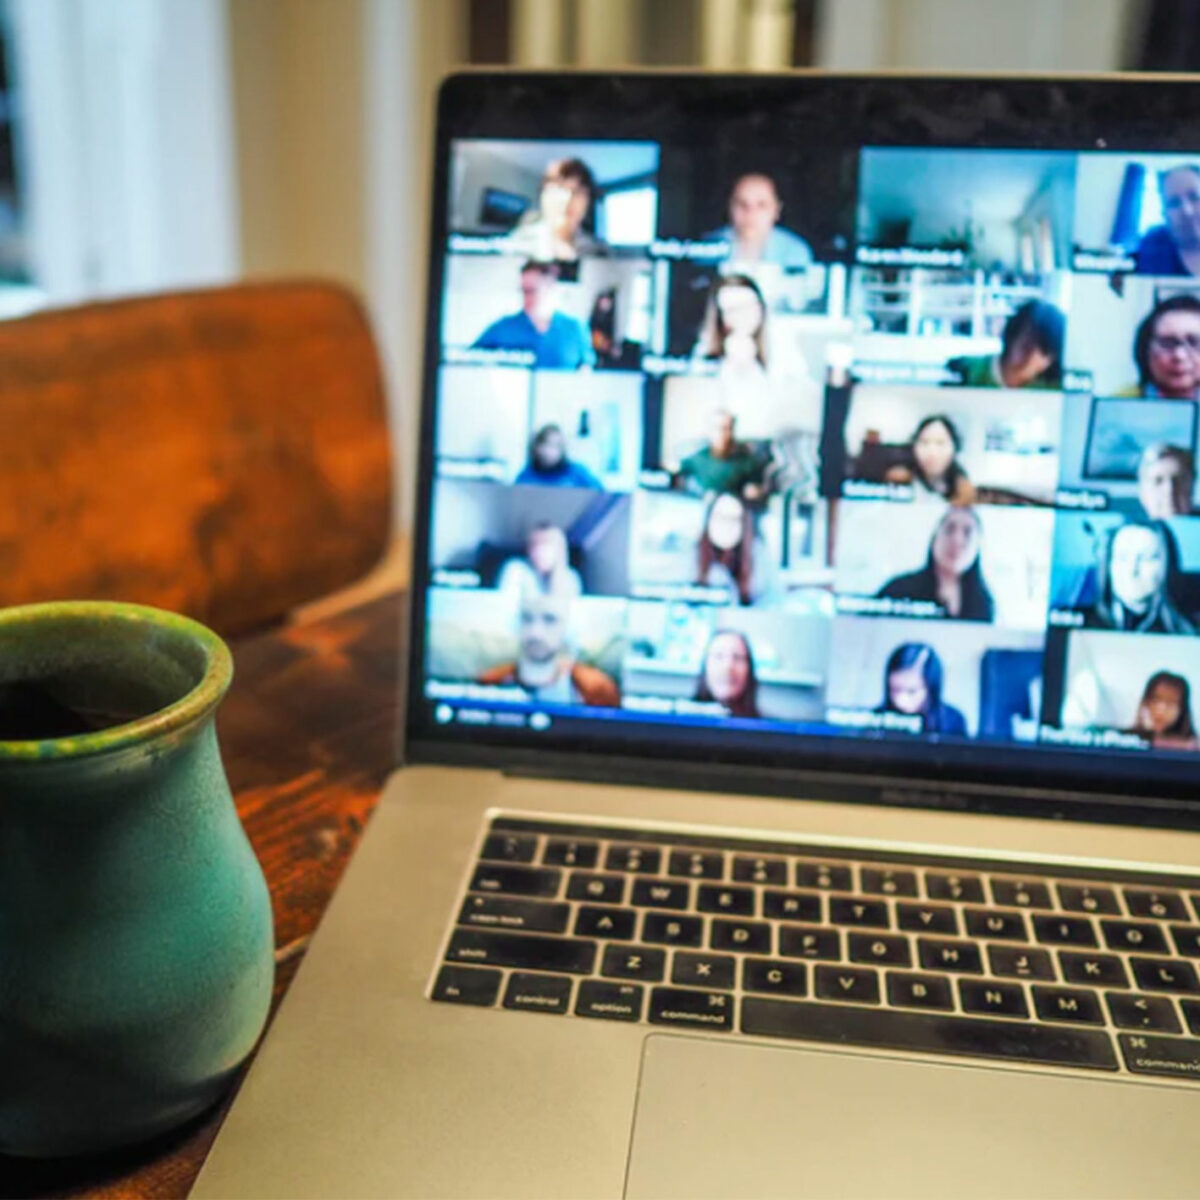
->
[[429, 816, 1200, 1083]]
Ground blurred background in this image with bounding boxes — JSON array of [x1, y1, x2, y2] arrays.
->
[[0, 0, 1193, 530]]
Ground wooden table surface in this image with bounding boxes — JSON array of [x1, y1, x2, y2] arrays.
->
[[0, 590, 404, 1200]]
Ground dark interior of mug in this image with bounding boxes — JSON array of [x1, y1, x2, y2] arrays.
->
[[0, 612, 210, 740]]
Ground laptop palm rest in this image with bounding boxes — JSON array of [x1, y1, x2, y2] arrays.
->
[[626, 1035, 1196, 1199]]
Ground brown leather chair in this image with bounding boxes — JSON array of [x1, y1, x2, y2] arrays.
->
[[0, 281, 393, 636]]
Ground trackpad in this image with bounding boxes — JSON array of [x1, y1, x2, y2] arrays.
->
[[625, 1034, 1198, 1199]]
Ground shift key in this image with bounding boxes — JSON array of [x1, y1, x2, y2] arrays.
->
[[447, 929, 597, 974]]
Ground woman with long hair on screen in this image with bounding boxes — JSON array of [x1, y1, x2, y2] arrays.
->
[[1118, 294, 1200, 400], [1084, 517, 1196, 634], [884, 415, 977, 504], [697, 493, 759, 606], [696, 274, 769, 373], [874, 643, 967, 735], [1131, 671, 1199, 750], [693, 629, 760, 719], [877, 506, 995, 622]]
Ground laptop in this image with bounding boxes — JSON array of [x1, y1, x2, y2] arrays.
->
[[195, 71, 1200, 1198]]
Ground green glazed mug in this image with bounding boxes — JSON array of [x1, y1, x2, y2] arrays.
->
[[0, 601, 274, 1157]]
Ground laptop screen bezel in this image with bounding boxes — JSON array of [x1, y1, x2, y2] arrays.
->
[[405, 69, 1200, 828]]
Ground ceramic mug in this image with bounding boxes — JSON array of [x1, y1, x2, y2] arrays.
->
[[0, 601, 274, 1157]]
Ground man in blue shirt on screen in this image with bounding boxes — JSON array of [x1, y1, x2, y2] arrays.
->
[[472, 260, 595, 369]]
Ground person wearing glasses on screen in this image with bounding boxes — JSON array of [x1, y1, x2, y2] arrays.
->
[[472, 260, 594, 370], [874, 643, 967, 736], [1138, 444, 1197, 519], [705, 173, 813, 269], [1117, 294, 1200, 399], [506, 158, 602, 262], [1083, 518, 1196, 634], [693, 629, 761, 719], [883, 415, 977, 505], [876, 507, 995, 622], [945, 300, 1065, 390], [1135, 165, 1200, 277]]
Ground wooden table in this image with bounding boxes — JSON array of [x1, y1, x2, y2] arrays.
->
[[0, 591, 404, 1199]]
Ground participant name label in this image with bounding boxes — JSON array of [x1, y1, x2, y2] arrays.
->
[[1055, 488, 1108, 511], [1039, 725, 1147, 750], [842, 481, 914, 502], [827, 707, 922, 735], [650, 238, 730, 261], [856, 246, 965, 268], [1072, 250, 1137, 273], [444, 347, 535, 368], [837, 595, 943, 619]]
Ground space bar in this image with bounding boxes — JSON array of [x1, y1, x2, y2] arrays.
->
[[741, 998, 1118, 1071]]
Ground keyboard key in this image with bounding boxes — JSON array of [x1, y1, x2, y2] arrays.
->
[[673, 951, 736, 989], [1171, 925, 1200, 958], [1107, 992, 1181, 1033], [1101, 920, 1169, 954], [741, 998, 1117, 1070], [926, 872, 985, 903], [763, 890, 822, 923], [605, 845, 661, 873], [1130, 957, 1200, 994], [458, 894, 570, 934], [1057, 884, 1119, 915], [829, 898, 890, 928], [964, 909, 1028, 942], [601, 944, 665, 982], [815, 965, 881, 1004], [1124, 889, 1188, 921], [697, 884, 756, 916], [1032, 915, 1098, 948], [668, 849, 724, 880], [959, 980, 1029, 1019], [1180, 998, 1200, 1035], [575, 980, 644, 1022], [642, 912, 704, 947], [848, 932, 912, 967], [886, 971, 954, 1011], [480, 833, 537, 863], [630, 879, 691, 910], [1120, 1033, 1200, 1079], [918, 939, 983, 974], [711, 919, 772, 955], [990, 880, 1052, 910], [470, 863, 561, 898], [1191, 894, 1200, 922], [574, 906, 636, 940], [778, 925, 840, 961], [861, 868, 918, 897], [1059, 952, 1128, 988], [649, 987, 733, 1031], [989, 945, 1055, 981], [896, 903, 958, 935], [502, 971, 572, 1014], [743, 958, 807, 997], [542, 838, 599, 869], [432, 964, 502, 1007], [446, 930, 596, 974], [566, 872, 625, 905], [796, 862, 852, 891], [733, 856, 788, 885], [1031, 986, 1105, 1026]]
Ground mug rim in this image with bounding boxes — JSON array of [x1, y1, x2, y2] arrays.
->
[[0, 601, 233, 761]]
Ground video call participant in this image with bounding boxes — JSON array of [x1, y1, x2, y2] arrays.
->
[[1130, 670, 1199, 750], [476, 592, 619, 706], [697, 493, 765, 607], [876, 507, 995, 622], [497, 523, 583, 600], [516, 425, 601, 489], [1118, 294, 1200, 399], [693, 629, 760, 719], [472, 260, 594, 369], [674, 409, 769, 500], [1135, 165, 1200, 277], [874, 642, 967, 735], [884, 415, 977, 504], [507, 158, 601, 262], [705, 173, 814, 269], [946, 300, 1065, 390], [1083, 518, 1196, 634], [1139, 444, 1196, 519], [695, 274, 769, 372]]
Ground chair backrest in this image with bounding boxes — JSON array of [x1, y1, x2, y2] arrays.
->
[[0, 281, 392, 636]]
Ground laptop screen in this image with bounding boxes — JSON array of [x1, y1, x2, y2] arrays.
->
[[409, 73, 1200, 812]]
